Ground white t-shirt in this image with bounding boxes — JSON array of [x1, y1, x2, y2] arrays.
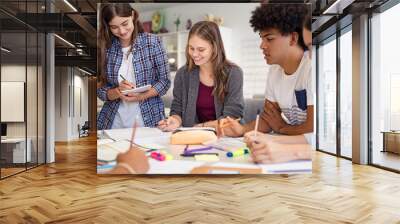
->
[[112, 46, 144, 129], [264, 52, 313, 126]]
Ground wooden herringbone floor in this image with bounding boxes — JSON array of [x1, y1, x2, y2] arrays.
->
[[1, 135, 400, 224]]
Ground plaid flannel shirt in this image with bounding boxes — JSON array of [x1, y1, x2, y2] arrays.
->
[[97, 33, 170, 130]]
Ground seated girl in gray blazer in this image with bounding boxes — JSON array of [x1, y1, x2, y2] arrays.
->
[[158, 21, 244, 131]]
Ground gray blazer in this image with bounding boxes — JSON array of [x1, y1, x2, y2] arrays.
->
[[170, 65, 244, 127]]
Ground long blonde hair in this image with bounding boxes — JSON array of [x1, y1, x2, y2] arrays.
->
[[98, 3, 144, 86], [186, 21, 236, 103]]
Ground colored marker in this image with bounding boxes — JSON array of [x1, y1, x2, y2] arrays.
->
[[165, 154, 173, 160], [151, 152, 166, 161], [226, 148, 249, 157]]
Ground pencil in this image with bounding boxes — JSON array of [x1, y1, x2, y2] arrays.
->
[[254, 110, 260, 138], [219, 117, 241, 128], [129, 115, 138, 147]]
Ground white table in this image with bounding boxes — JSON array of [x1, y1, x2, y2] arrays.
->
[[1, 138, 32, 163], [97, 128, 312, 174]]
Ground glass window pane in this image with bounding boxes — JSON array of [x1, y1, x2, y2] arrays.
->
[[27, 31, 38, 169], [318, 37, 337, 154], [371, 3, 400, 171], [38, 32, 46, 165], [340, 29, 352, 158], [1, 31, 27, 177]]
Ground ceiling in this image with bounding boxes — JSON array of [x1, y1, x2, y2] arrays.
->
[[0, 0, 394, 74]]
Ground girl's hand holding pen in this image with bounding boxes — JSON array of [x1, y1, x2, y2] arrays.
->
[[107, 79, 136, 101], [118, 79, 135, 91], [118, 79, 146, 102]]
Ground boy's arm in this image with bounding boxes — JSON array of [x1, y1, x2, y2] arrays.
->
[[279, 105, 314, 135]]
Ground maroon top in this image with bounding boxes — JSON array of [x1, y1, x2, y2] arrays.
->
[[196, 82, 216, 123]]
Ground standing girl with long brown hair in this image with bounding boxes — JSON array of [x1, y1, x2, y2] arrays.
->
[[97, 3, 170, 130]]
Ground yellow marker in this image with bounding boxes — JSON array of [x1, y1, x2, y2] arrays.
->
[[166, 154, 173, 160], [226, 148, 249, 157]]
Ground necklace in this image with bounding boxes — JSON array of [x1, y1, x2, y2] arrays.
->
[[125, 51, 135, 86], [122, 45, 132, 61]]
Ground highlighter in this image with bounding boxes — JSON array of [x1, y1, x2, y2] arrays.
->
[[226, 148, 250, 157], [151, 152, 166, 161]]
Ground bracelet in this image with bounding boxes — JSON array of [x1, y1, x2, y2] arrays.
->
[[115, 162, 136, 174]]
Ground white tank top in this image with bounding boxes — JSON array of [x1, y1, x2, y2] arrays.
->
[[112, 46, 144, 128]]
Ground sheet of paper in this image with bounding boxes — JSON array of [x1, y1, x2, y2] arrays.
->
[[259, 160, 312, 174], [212, 160, 312, 174], [97, 140, 131, 161], [103, 127, 170, 142], [212, 162, 261, 169], [209, 170, 240, 174], [203, 137, 246, 151], [134, 136, 170, 150], [147, 159, 206, 174], [97, 139, 115, 145], [194, 154, 220, 162]]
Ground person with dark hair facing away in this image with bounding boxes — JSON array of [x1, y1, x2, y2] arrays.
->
[[97, 3, 170, 130], [221, 3, 313, 137], [158, 21, 244, 131]]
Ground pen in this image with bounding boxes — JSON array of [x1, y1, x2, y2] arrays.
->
[[120, 74, 127, 81], [180, 153, 219, 157], [120, 74, 134, 89]]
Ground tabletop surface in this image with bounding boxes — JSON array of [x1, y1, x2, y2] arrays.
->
[[97, 127, 312, 174]]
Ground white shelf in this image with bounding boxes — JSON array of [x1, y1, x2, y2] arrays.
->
[[158, 27, 231, 72]]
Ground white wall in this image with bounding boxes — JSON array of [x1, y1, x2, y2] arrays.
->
[[54, 67, 89, 141], [1, 64, 46, 163], [136, 3, 269, 98], [1, 65, 31, 137]]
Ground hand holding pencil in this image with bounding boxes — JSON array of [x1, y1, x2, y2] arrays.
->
[[110, 115, 149, 174], [217, 116, 244, 137]]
